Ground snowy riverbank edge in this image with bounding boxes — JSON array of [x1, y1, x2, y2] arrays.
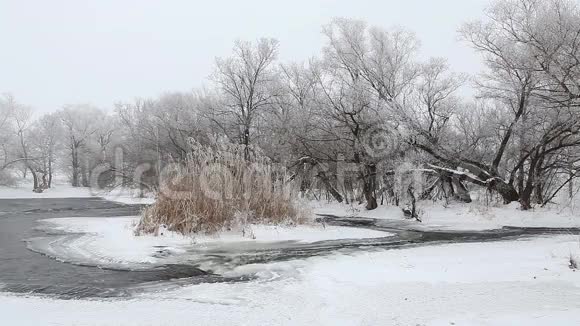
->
[[313, 200, 580, 231], [3, 182, 580, 232], [27, 216, 392, 269]]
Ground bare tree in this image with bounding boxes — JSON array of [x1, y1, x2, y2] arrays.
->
[[410, 0, 580, 209], [0, 94, 16, 169], [294, 19, 419, 210], [211, 38, 280, 159], [59, 105, 102, 187], [33, 113, 63, 188], [10, 98, 45, 191]]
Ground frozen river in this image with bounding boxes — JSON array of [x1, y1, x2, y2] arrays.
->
[[1, 197, 579, 299]]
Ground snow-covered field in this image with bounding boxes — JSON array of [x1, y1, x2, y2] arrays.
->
[[3, 235, 580, 325]]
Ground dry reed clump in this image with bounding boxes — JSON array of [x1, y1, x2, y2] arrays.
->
[[136, 141, 308, 236]]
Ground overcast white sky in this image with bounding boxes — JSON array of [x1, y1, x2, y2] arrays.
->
[[1, 0, 489, 112]]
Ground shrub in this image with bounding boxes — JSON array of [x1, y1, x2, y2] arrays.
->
[[136, 140, 308, 235]]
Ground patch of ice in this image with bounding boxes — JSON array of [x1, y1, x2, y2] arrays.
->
[[29, 217, 392, 268]]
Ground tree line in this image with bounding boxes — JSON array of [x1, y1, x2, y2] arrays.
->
[[1, 0, 579, 210]]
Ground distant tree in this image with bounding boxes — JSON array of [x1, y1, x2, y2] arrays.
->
[[32, 113, 63, 188], [58, 105, 102, 187], [0, 94, 16, 169], [211, 38, 281, 159], [9, 97, 47, 191]]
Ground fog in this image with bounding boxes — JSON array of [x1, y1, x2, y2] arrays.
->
[[0, 0, 486, 111]]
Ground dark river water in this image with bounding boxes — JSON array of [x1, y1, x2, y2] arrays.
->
[[0, 197, 578, 299], [0, 198, 223, 298]]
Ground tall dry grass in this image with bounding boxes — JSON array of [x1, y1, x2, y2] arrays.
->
[[136, 140, 307, 235]]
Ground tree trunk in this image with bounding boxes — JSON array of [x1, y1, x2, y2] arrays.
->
[[441, 175, 455, 200], [533, 153, 545, 204], [570, 176, 575, 199], [40, 171, 48, 189], [451, 178, 472, 203], [517, 165, 525, 195], [80, 157, 89, 187], [243, 124, 251, 161], [519, 155, 539, 210], [48, 153, 53, 188], [28, 166, 39, 192], [363, 164, 378, 210], [569, 154, 575, 199], [520, 188, 533, 210], [316, 171, 343, 203], [490, 179, 520, 204], [534, 182, 544, 205], [71, 145, 80, 187]]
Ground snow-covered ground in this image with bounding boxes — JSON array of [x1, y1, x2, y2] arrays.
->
[[5, 178, 578, 233], [0, 180, 156, 204], [3, 183, 580, 324], [0, 183, 93, 199], [3, 235, 580, 325], [28, 217, 391, 269], [313, 200, 580, 231], [0, 174, 94, 199]]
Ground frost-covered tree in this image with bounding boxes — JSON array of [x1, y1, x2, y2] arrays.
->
[[58, 105, 103, 187], [0, 94, 17, 172], [115, 92, 211, 191], [29, 112, 63, 189], [286, 19, 420, 209], [4, 1, 578, 211], [211, 38, 281, 159], [410, 0, 580, 209]]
